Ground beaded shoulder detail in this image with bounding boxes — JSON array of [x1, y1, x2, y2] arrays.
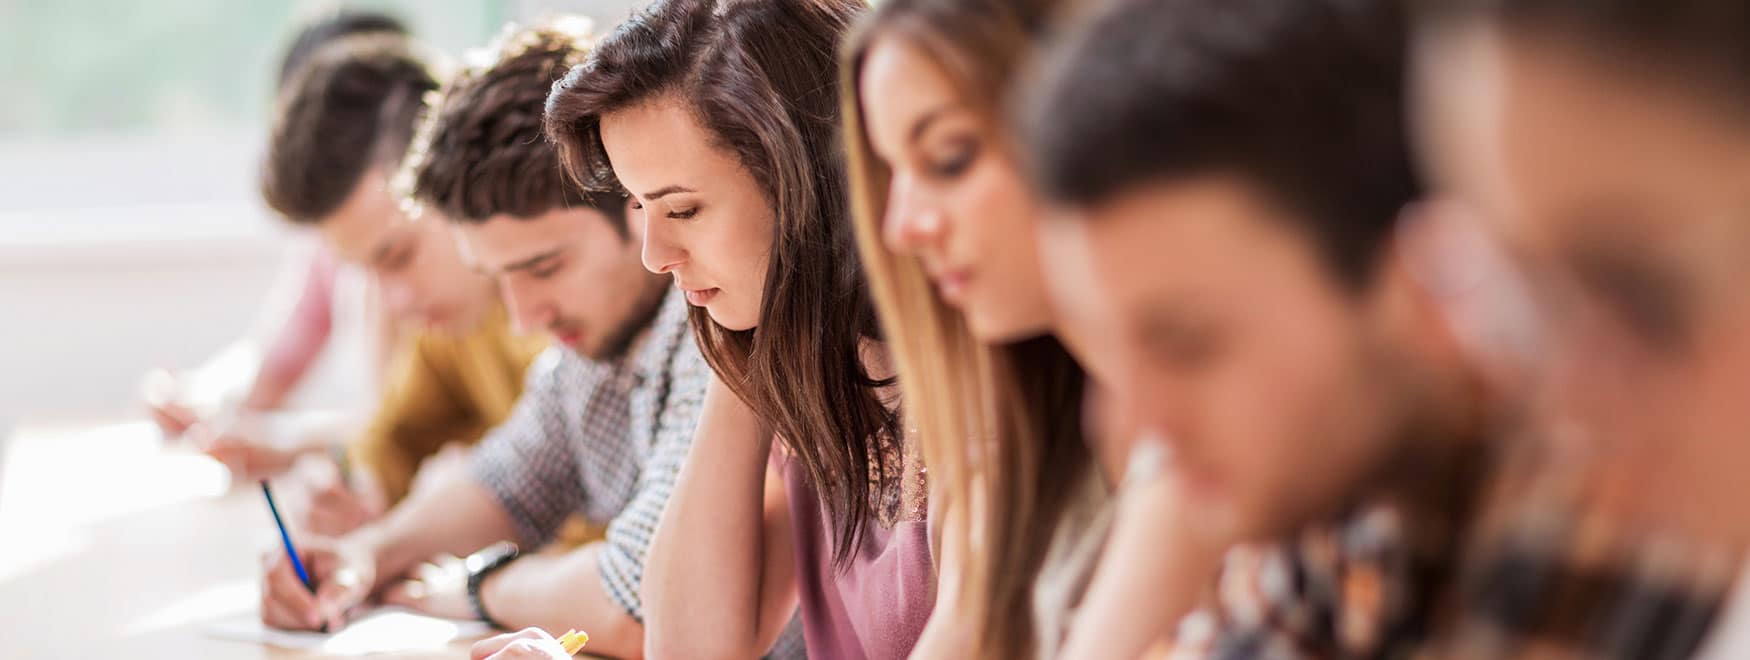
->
[[867, 422, 929, 528]]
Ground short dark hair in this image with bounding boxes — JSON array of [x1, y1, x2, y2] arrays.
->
[[276, 9, 409, 88], [545, 0, 896, 566], [261, 34, 438, 224], [1021, 0, 1420, 289], [1417, 0, 1750, 103], [401, 21, 626, 230]]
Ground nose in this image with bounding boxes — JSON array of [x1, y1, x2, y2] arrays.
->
[[377, 274, 420, 322], [640, 213, 687, 275], [1110, 365, 1189, 452], [882, 172, 946, 255], [499, 277, 554, 335]]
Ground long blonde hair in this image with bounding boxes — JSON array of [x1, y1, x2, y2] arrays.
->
[[841, 1, 1090, 657]]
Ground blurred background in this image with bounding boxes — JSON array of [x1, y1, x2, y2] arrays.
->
[[0, 0, 640, 421]]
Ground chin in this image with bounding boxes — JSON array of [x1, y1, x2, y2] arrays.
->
[[706, 308, 758, 332], [967, 306, 1051, 345]]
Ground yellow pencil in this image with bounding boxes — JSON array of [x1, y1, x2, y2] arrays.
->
[[558, 629, 590, 655]]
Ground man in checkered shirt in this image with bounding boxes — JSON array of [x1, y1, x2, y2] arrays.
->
[[255, 22, 805, 658]]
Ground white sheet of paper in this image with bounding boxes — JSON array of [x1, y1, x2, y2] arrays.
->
[[207, 608, 492, 654]]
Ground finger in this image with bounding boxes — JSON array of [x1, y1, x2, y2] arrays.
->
[[505, 639, 562, 660], [314, 568, 366, 630], [379, 579, 427, 610], [471, 629, 547, 660], [264, 560, 323, 630], [260, 590, 301, 630]]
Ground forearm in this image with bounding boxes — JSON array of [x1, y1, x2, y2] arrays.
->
[[641, 382, 785, 659], [357, 475, 519, 591], [481, 545, 645, 660], [1058, 476, 1219, 660]]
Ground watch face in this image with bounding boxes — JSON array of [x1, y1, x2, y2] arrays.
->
[[466, 541, 519, 576]]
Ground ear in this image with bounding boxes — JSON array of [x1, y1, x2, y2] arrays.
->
[[621, 194, 647, 246], [1376, 201, 1474, 366], [1389, 199, 1547, 391]]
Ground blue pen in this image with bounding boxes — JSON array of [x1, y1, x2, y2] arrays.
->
[[261, 481, 329, 631]]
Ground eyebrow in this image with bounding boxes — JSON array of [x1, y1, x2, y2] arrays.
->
[[499, 246, 567, 274], [641, 185, 698, 201]]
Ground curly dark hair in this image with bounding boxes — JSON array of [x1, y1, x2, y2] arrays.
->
[[261, 33, 438, 223], [401, 20, 626, 230]]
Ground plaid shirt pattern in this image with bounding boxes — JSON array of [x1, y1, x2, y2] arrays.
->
[[467, 290, 807, 659], [469, 290, 697, 621], [1162, 436, 1732, 660]]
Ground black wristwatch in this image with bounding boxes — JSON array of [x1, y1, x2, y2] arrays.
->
[[465, 541, 521, 630]]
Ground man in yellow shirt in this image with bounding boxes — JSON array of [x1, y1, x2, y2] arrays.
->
[[237, 31, 547, 535], [328, 303, 546, 532]]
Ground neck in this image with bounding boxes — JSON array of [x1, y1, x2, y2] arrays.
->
[[1374, 355, 1495, 528]]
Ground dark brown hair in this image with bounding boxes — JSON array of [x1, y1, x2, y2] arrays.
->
[[544, 0, 893, 564], [261, 34, 438, 223], [1418, 0, 1750, 106], [1021, 0, 1420, 291], [401, 21, 625, 230], [276, 9, 408, 88], [840, 1, 1087, 657]]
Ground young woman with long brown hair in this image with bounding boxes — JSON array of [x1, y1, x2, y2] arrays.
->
[[474, 1, 939, 658]]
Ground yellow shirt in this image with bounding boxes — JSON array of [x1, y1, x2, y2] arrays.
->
[[348, 302, 546, 505]]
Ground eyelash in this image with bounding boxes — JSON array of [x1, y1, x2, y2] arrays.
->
[[529, 261, 562, 279], [925, 137, 979, 179], [630, 202, 699, 221]]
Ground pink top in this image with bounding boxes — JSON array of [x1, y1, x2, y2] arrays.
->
[[783, 458, 936, 660], [245, 245, 338, 409]]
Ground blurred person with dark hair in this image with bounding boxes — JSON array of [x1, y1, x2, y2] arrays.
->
[[1013, 0, 1716, 657], [141, 8, 409, 451], [1411, 0, 1750, 656], [252, 22, 798, 659], [242, 31, 551, 537]]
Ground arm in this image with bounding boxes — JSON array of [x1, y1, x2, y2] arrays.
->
[[240, 247, 338, 411], [1058, 443, 1221, 660], [641, 375, 800, 659], [477, 545, 644, 659], [263, 353, 575, 631], [473, 342, 719, 659], [361, 475, 521, 592]]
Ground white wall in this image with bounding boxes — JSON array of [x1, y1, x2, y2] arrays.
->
[[0, 133, 288, 420], [0, 204, 288, 420]]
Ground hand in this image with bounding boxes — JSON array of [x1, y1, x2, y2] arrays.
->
[[141, 369, 198, 438], [147, 400, 199, 439], [193, 419, 306, 482], [379, 556, 474, 620], [300, 469, 383, 537], [258, 537, 376, 632], [471, 628, 573, 660]]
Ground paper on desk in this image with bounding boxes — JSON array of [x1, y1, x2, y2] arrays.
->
[[208, 608, 492, 654]]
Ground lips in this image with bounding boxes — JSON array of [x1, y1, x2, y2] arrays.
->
[[929, 268, 974, 303], [550, 323, 585, 347], [682, 286, 720, 306]]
